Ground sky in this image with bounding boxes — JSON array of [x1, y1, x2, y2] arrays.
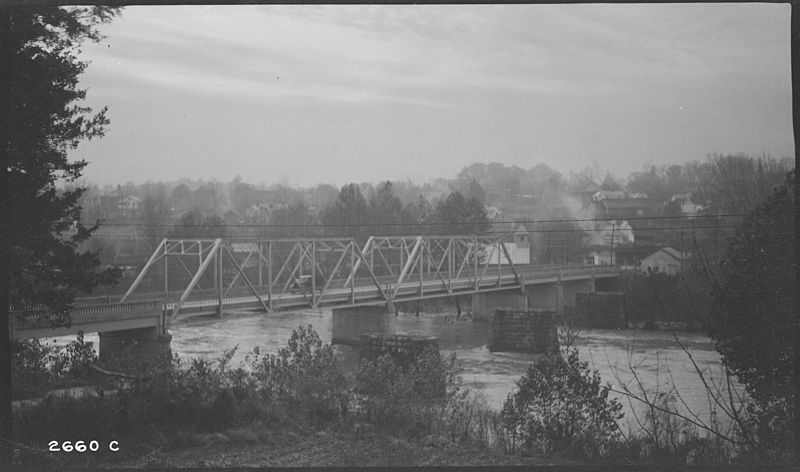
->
[[73, 4, 794, 188]]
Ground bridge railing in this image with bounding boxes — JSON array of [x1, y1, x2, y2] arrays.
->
[[14, 299, 163, 328]]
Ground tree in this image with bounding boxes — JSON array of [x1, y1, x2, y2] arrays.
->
[[1, 5, 121, 460], [270, 200, 315, 237], [169, 209, 227, 239], [169, 183, 193, 213], [707, 172, 796, 446], [319, 183, 369, 238], [432, 191, 490, 235], [466, 178, 485, 204], [501, 349, 623, 458], [368, 181, 409, 235], [142, 183, 171, 251]]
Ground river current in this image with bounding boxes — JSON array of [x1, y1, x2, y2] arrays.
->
[[62, 308, 733, 429]]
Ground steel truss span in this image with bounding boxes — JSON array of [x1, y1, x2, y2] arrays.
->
[[11, 236, 620, 340], [120, 236, 526, 321]]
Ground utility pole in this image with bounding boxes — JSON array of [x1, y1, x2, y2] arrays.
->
[[610, 222, 616, 266]]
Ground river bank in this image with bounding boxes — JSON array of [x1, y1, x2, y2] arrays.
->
[[102, 422, 565, 468]]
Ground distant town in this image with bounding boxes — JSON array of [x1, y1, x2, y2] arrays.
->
[[76, 154, 792, 281]]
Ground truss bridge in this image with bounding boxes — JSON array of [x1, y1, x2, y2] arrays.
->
[[11, 236, 620, 356]]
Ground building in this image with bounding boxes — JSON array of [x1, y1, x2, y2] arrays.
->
[[670, 193, 705, 217], [613, 241, 662, 270], [640, 247, 690, 276], [118, 195, 142, 216], [223, 209, 242, 225], [583, 220, 634, 265]]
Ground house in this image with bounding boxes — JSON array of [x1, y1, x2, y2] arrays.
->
[[640, 247, 690, 276], [589, 190, 658, 219], [670, 193, 704, 217], [583, 220, 635, 265], [593, 197, 656, 219], [485, 223, 530, 266], [223, 209, 242, 225], [613, 241, 662, 270], [568, 183, 602, 209], [118, 195, 142, 216]]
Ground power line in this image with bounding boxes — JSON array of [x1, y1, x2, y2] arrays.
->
[[83, 212, 768, 230], [89, 224, 794, 241]]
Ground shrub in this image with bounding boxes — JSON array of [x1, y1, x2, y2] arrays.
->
[[250, 325, 349, 424], [501, 349, 623, 459], [354, 347, 461, 434], [11, 333, 98, 399]]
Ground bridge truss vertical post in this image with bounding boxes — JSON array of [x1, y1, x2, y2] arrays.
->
[[350, 241, 356, 304], [418, 239, 424, 296], [258, 242, 263, 288], [496, 240, 501, 286], [311, 240, 317, 308], [217, 244, 223, 318], [473, 236, 479, 290], [449, 238, 454, 293], [163, 241, 168, 294], [267, 241, 273, 310]]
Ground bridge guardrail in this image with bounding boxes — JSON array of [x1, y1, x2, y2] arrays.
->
[[14, 300, 163, 328]]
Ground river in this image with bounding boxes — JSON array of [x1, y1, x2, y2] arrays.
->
[[61, 308, 735, 429]]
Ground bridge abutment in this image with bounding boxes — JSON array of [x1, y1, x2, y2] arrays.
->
[[471, 291, 528, 321], [99, 327, 172, 363], [331, 305, 396, 346]]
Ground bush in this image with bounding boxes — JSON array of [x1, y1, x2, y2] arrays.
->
[[249, 325, 349, 424], [501, 349, 623, 459], [354, 347, 458, 432], [11, 333, 98, 399]]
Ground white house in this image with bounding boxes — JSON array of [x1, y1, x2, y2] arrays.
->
[[640, 247, 690, 276], [118, 195, 142, 214], [584, 220, 634, 265]]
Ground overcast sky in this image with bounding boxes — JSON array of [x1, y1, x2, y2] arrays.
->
[[74, 4, 793, 188]]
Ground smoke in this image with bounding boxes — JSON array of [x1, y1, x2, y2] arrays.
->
[[561, 194, 597, 233]]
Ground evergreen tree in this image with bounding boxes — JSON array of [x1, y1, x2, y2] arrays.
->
[[1, 5, 121, 460], [319, 183, 368, 238], [708, 172, 796, 446]]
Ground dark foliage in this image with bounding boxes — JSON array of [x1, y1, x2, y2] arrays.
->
[[1, 6, 121, 460], [168, 209, 227, 239], [501, 349, 623, 459], [432, 191, 490, 235], [707, 172, 796, 450]]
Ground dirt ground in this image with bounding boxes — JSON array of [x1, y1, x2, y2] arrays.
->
[[101, 424, 567, 468]]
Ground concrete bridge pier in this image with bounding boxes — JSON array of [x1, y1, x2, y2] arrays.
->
[[525, 279, 596, 315], [471, 290, 528, 321], [331, 305, 397, 346], [560, 279, 596, 313], [525, 284, 560, 312], [98, 327, 172, 363]]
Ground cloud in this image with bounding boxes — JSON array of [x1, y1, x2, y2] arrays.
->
[[76, 4, 792, 186]]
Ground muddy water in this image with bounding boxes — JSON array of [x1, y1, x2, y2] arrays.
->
[[67, 309, 732, 427]]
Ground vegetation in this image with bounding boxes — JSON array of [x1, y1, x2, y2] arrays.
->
[[10, 325, 502, 467], [619, 270, 713, 331], [11, 334, 98, 400], [501, 349, 623, 459], [1, 5, 122, 461], [706, 172, 797, 461]]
